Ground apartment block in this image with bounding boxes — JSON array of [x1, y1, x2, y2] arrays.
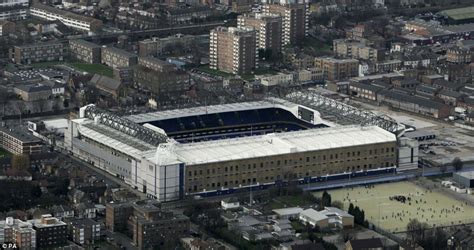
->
[[0, 217, 36, 250], [333, 39, 383, 62], [237, 13, 282, 54], [101, 47, 138, 69], [314, 57, 359, 81], [0, 126, 42, 155], [12, 42, 64, 65], [0, 0, 28, 21], [67, 219, 101, 246], [28, 215, 67, 249], [138, 34, 198, 57], [138, 57, 176, 72], [210, 26, 257, 75], [262, 3, 308, 45], [30, 3, 102, 33], [106, 200, 189, 250], [69, 39, 101, 64]]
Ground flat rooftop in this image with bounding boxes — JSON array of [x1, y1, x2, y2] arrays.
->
[[152, 125, 396, 165]]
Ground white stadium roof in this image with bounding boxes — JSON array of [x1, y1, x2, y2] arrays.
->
[[151, 125, 396, 166], [126, 98, 299, 124]]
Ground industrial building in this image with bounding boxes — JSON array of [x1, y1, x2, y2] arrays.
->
[[453, 171, 474, 189], [64, 91, 415, 202]]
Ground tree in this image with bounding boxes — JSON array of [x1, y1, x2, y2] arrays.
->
[[320, 191, 332, 208], [332, 200, 344, 209], [407, 219, 429, 243], [348, 203, 355, 215], [452, 157, 463, 171], [11, 154, 30, 170]]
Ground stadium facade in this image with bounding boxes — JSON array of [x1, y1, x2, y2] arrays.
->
[[64, 96, 413, 202]]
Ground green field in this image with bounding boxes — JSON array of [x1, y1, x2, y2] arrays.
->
[[315, 182, 474, 232], [69, 63, 114, 77]]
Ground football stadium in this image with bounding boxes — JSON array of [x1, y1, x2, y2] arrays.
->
[[64, 90, 416, 202]]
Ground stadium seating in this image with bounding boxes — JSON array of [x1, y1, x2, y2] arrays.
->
[[145, 108, 327, 142]]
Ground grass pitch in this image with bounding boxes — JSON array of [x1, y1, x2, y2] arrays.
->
[[315, 182, 474, 232]]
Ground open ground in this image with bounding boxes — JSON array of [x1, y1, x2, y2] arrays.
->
[[315, 181, 474, 232]]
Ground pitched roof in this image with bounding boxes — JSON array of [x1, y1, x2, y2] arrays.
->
[[90, 74, 121, 92]]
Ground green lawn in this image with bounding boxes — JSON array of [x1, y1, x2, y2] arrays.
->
[[69, 62, 114, 77], [315, 182, 474, 232]]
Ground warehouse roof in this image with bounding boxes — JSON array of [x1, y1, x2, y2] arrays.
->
[[165, 125, 396, 165], [439, 6, 474, 21]]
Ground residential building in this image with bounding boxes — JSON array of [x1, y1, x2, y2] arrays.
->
[[258, 72, 294, 87], [0, 20, 15, 36], [314, 57, 359, 81], [0, 217, 36, 250], [210, 26, 257, 75], [89, 74, 123, 98], [333, 39, 383, 62], [237, 13, 282, 54], [50, 205, 74, 221], [138, 57, 176, 72], [12, 42, 64, 65], [0, 0, 28, 21], [129, 200, 190, 249], [29, 3, 103, 33], [101, 47, 138, 69], [69, 39, 101, 64], [67, 219, 101, 246], [106, 200, 189, 249], [262, 3, 308, 45], [0, 126, 42, 155], [134, 65, 189, 95], [28, 215, 67, 249], [447, 46, 472, 64], [138, 34, 204, 57], [105, 203, 133, 232], [14, 84, 52, 101]]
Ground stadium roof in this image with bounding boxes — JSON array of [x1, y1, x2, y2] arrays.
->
[[126, 98, 300, 124], [154, 125, 396, 165], [439, 6, 474, 21], [75, 119, 155, 158]]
